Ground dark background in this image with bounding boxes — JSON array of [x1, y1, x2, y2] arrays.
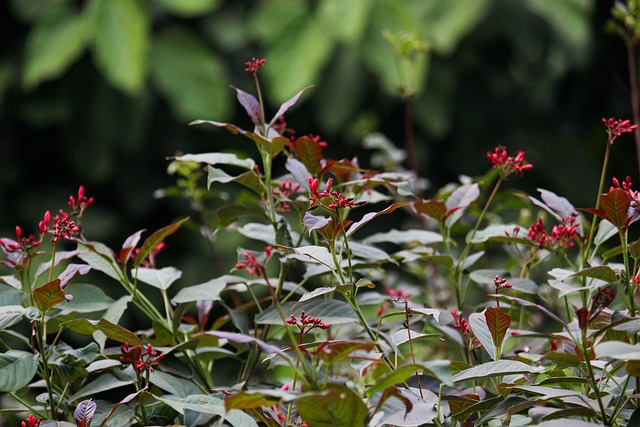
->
[[1, 0, 637, 285]]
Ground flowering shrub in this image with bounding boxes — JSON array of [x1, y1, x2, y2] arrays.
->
[[6, 12, 640, 426]]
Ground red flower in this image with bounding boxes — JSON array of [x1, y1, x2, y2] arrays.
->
[[245, 57, 266, 73], [120, 342, 164, 373], [68, 185, 94, 217], [451, 310, 470, 336], [602, 117, 637, 142], [287, 309, 330, 333], [22, 414, 41, 427], [487, 146, 533, 177], [52, 210, 80, 242]]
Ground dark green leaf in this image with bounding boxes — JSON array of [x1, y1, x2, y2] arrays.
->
[[216, 203, 267, 228], [296, 384, 368, 427], [0, 351, 39, 392], [63, 318, 141, 346]]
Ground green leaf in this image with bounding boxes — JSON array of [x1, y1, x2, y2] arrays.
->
[[0, 351, 39, 392], [23, 3, 90, 89], [171, 278, 226, 304], [255, 300, 357, 325], [363, 228, 443, 245], [216, 203, 267, 228], [94, 295, 132, 351], [156, 0, 220, 17], [0, 305, 38, 329], [59, 283, 114, 313], [63, 318, 141, 346], [225, 390, 292, 411], [365, 363, 424, 397], [134, 217, 189, 268], [70, 373, 132, 401], [451, 360, 542, 383], [485, 307, 511, 357], [468, 311, 496, 360], [155, 394, 259, 427], [134, 267, 182, 290], [296, 384, 368, 427], [316, 341, 377, 364], [150, 371, 201, 397], [175, 152, 256, 171], [89, 0, 149, 93], [77, 242, 123, 281], [595, 341, 640, 360], [571, 265, 617, 283], [34, 279, 71, 313]]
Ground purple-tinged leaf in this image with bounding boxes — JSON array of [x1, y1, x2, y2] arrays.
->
[[285, 158, 312, 191], [205, 330, 290, 361], [59, 263, 92, 287], [99, 388, 146, 427], [346, 202, 410, 237], [74, 399, 97, 427], [539, 188, 578, 219], [118, 229, 145, 265], [34, 279, 72, 313], [231, 85, 262, 127], [268, 86, 313, 128], [189, 119, 247, 135], [303, 212, 332, 232], [134, 217, 189, 268]]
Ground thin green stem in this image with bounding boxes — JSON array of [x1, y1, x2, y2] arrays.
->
[[584, 139, 612, 266]]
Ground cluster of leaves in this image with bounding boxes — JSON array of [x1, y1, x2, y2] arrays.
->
[[4, 53, 640, 427]]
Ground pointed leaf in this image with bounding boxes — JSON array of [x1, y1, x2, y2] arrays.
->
[[134, 267, 182, 290], [60, 283, 114, 313], [366, 363, 424, 397], [231, 85, 262, 127], [134, 217, 189, 267], [303, 212, 332, 232], [59, 263, 92, 287], [292, 135, 323, 175], [77, 242, 123, 281], [268, 86, 313, 127], [255, 299, 357, 325], [34, 279, 72, 313], [468, 311, 496, 360], [363, 228, 443, 245], [204, 330, 289, 360], [316, 341, 377, 364], [154, 394, 259, 427], [485, 307, 511, 354], [0, 305, 39, 329], [98, 388, 146, 427], [600, 188, 633, 229], [285, 157, 312, 191], [171, 278, 226, 304], [451, 360, 542, 383], [216, 203, 268, 228], [118, 229, 145, 264], [189, 119, 246, 135], [74, 399, 97, 427], [346, 203, 411, 237], [63, 318, 141, 346], [175, 153, 255, 170], [0, 351, 39, 392]]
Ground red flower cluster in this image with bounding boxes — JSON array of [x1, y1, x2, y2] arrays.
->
[[451, 310, 470, 336], [50, 210, 81, 242], [308, 177, 364, 210], [273, 180, 301, 212], [387, 288, 412, 303], [493, 275, 513, 291], [22, 414, 40, 427], [611, 176, 639, 201], [526, 214, 580, 249], [286, 309, 330, 332], [120, 342, 164, 373], [245, 57, 266, 73], [602, 117, 637, 142], [68, 185, 94, 217], [487, 146, 533, 177]]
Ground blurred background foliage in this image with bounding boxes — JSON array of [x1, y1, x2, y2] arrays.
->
[[0, 0, 637, 284]]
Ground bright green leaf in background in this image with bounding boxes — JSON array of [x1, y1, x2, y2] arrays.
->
[[150, 26, 231, 122], [89, 0, 150, 94], [23, 3, 90, 89], [156, 0, 220, 17]]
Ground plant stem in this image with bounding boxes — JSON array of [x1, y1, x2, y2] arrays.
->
[[584, 138, 612, 266]]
